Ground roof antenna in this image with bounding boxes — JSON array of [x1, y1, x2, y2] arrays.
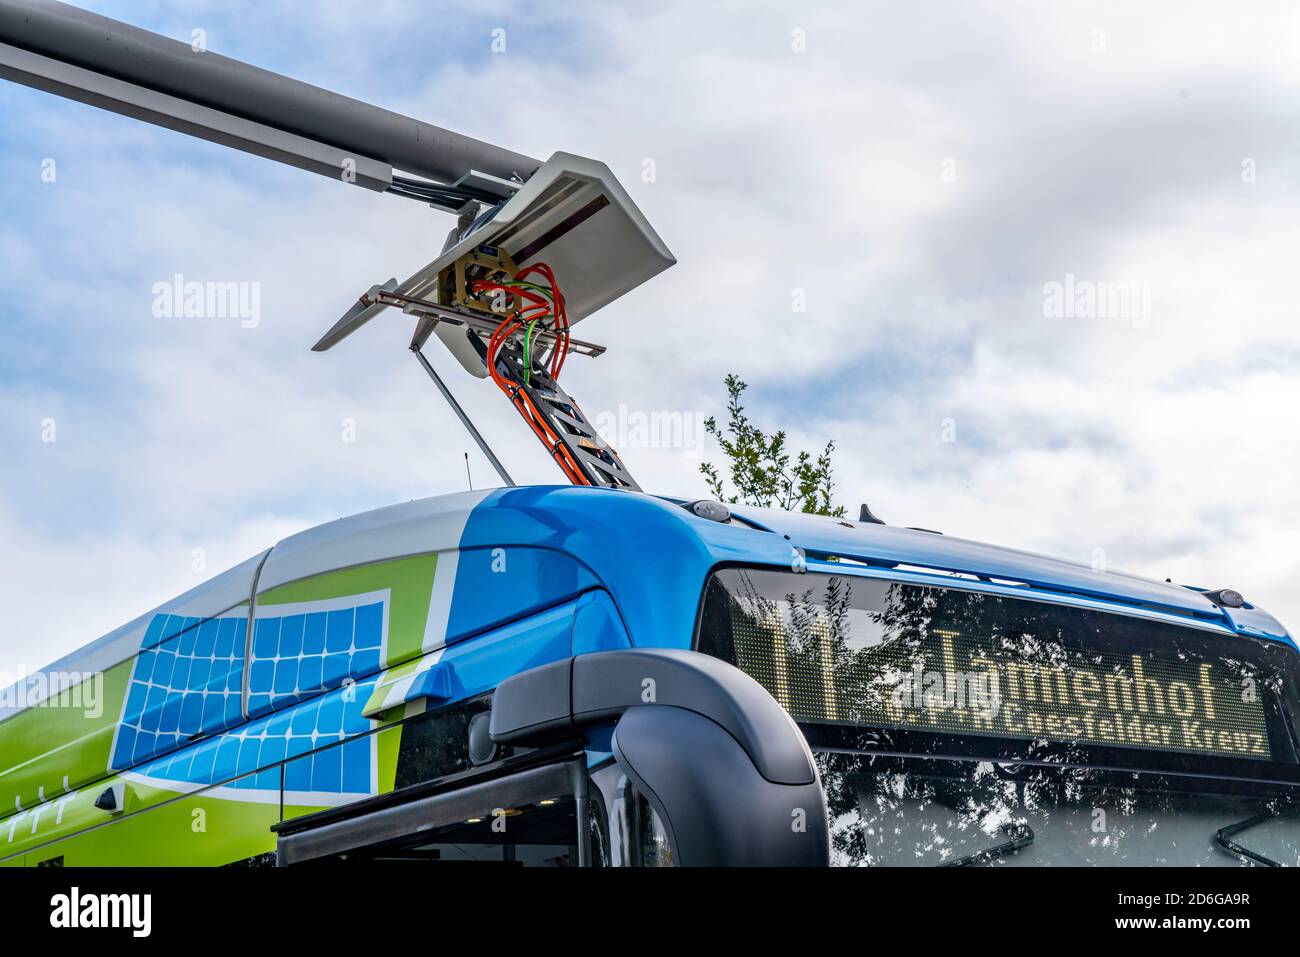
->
[[464, 452, 473, 490]]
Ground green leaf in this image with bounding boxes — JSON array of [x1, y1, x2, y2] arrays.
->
[[699, 375, 844, 517]]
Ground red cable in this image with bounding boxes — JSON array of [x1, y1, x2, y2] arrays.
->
[[468, 264, 593, 486]]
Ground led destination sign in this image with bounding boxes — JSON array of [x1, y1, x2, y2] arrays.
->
[[700, 569, 1290, 764], [863, 633, 1266, 760]]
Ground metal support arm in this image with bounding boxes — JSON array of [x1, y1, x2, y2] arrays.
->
[[0, 0, 540, 187], [412, 347, 516, 488]]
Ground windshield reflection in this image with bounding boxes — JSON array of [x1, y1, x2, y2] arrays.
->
[[820, 752, 1300, 867]]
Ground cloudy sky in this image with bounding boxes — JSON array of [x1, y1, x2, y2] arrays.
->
[[1, 0, 1298, 675]]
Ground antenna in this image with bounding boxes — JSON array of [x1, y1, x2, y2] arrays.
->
[[464, 453, 472, 491]]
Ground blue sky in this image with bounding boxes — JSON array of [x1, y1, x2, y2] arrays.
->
[[3, 0, 1299, 674]]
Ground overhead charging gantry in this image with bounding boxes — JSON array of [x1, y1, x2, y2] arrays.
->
[[0, 0, 675, 490]]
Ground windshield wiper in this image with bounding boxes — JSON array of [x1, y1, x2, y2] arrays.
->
[[1216, 810, 1282, 867], [940, 823, 1034, 867]]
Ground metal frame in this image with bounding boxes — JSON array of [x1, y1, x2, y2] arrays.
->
[[0, 40, 393, 191], [341, 285, 632, 490], [0, 0, 539, 186], [490, 338, 640, 490], [276, 756, 584, 865], [411, 346, 516, 488]]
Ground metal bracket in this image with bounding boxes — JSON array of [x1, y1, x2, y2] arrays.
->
[[333, 286, 607, 359]]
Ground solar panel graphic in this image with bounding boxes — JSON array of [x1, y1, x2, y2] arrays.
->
[[111, 591, 389, 799], [111, 612, 247, 770], [132, 674, 378, 797], [246, 591, 386, 717]]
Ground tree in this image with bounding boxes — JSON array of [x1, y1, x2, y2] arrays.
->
[[699, 374, 846, 517]]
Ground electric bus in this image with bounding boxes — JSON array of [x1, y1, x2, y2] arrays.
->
[[1, 485, 1297, 867]]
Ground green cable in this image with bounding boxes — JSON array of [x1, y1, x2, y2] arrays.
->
[[499, 278, 554, 386], [523, 319, 541, 385], [504, 279, 553, 297]]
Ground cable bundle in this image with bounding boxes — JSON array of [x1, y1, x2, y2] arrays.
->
[[471, 264, 590, 484], [472, 263, 570, 389]]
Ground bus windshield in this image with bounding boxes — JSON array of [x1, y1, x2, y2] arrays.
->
[[816, 751, 1300, 866], [696, 567, 1300, 866]]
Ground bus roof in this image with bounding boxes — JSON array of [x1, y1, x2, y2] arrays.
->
[[724, 504, 1290, 644], [9, 486, 1291, 715]]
